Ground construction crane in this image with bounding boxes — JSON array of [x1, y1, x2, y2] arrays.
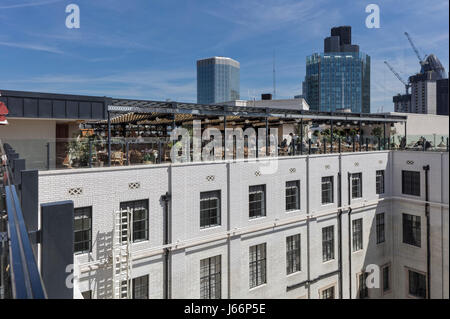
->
[[384, 61, 411, 95], [404, 32, 427, 67]]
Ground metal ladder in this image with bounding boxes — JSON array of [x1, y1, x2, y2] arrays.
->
[[113, 208, 132, 299]]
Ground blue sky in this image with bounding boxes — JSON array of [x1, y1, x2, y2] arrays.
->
[[0, 0, 448, 112]]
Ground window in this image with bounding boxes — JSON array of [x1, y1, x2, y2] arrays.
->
[[376, 170, 385, 194], [351, 173, 362, 199], [249, 185, 266, 219], [322, 226, 334, 262], [376, 213, 385, 244], [74, 207, 92, 254], [382, 265, 390, 293], [285, 181, 300, 211], [402, 171, 420, 196], [321, 286, 335, 299], [321, 176, 334, 204], [403, 213, 421, 247], [286, 234, 301, 274], [132, 275, 149, 299], [352, 218, 363, 252], [249, 243, 266, 288], [120, 200, 149, 242], [200, 255, 221, 299], [358, 272, 369, 298], [81, 290, 92, 299], [200, 191, 221, 228], [408, 269, 426, 298]]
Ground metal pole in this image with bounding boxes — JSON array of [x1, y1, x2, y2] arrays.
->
[[366, 138, 369, 152], [352, 135, 356, 152], [88, 139, 92, 168], [330, 119, 334, 153], [338, 138, 341, 153], [158, 140, 162, 163], [126, 142, 129, 165], [107, 111, 111, 167], [300, 119, 303, 155], [383, 122, 386, 150], [308, 139, 311, 155], [265, 116, 269, 156], [359, 121, 362, 152], [224, 116, 227, 160], [323, 138, 326, 154], [378, 137, 381, 151], [46, 142, 50, 170]]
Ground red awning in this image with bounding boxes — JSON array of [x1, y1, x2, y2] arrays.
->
[[0, 101, 9, 125]]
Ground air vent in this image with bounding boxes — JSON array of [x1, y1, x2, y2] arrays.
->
[[128, 182, 141, 190], [68, 187, 83, 196]]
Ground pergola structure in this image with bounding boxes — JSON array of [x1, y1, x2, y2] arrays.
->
[[88, 98, 408, 166]]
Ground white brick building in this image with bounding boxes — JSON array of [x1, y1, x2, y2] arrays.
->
[[36, 150, 449, 299]]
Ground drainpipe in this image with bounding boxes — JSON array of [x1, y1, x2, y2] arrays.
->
[[305, 155, 311, 299], [337, 168, 343, 298], [423, 165, 431, 299], [161, 192, 171, 299], [347, 172, 352, 299]]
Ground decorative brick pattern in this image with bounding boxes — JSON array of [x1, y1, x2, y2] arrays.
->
[[68, 187, 83, 196], [128, 182, 141, 190]]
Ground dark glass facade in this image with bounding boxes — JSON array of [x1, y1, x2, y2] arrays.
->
[[197, 57, 240, 104], [305, 52, 370, 113], [304, 26, 371, 113]]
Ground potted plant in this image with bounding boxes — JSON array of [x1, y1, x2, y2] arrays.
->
[[142, 153, 155, 164]]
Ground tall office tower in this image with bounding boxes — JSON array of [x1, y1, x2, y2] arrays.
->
[[197, 57, 240, 104], [436, 78, 449, 115], [406, 54, 447, 115], [304, 26, 370, 113], [393, 94, 412, 113]]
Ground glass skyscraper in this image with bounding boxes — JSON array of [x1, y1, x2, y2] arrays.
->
[[197, 57, 240, 104], [304, 26, 371, 113]]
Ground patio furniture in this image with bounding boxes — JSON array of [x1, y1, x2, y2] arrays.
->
[[112, 151, 125, 166]]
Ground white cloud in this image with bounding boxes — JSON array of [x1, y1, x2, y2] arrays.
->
[[0, 41, 64, 54], [0, 0, 62, 10]]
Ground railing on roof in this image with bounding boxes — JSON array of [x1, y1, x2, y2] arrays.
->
[[1, 134, 447, 172], [0, 140, 46, 299]]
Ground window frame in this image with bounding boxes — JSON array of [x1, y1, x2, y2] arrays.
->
[[285, 180, 301, 212], [249, 243, 267, 289], [286, 234, 301, 275], [322, 226, 335, 262], [120, 199, 149, 243], [402, 213, 421, 247], [200, 255, 222, 299], [132, 275, 149, 299], [351, 172, 363, 199], [376, 170, 385, 195], [319, 283, 336, 299], [407, 268, 427, 299], [402, 170, 421, 197], [321, 176, 334, 205], [376, 213, 385, 244], [352, 218, 363, 252], [74, 206, 92, 254], [357, 271, 369, 299], [249, 185, 266, 219], [200, 190, 222, 229], [381, 263, 391, 295]]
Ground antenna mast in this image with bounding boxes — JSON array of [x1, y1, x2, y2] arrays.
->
[[273, 50, 276, 99]]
